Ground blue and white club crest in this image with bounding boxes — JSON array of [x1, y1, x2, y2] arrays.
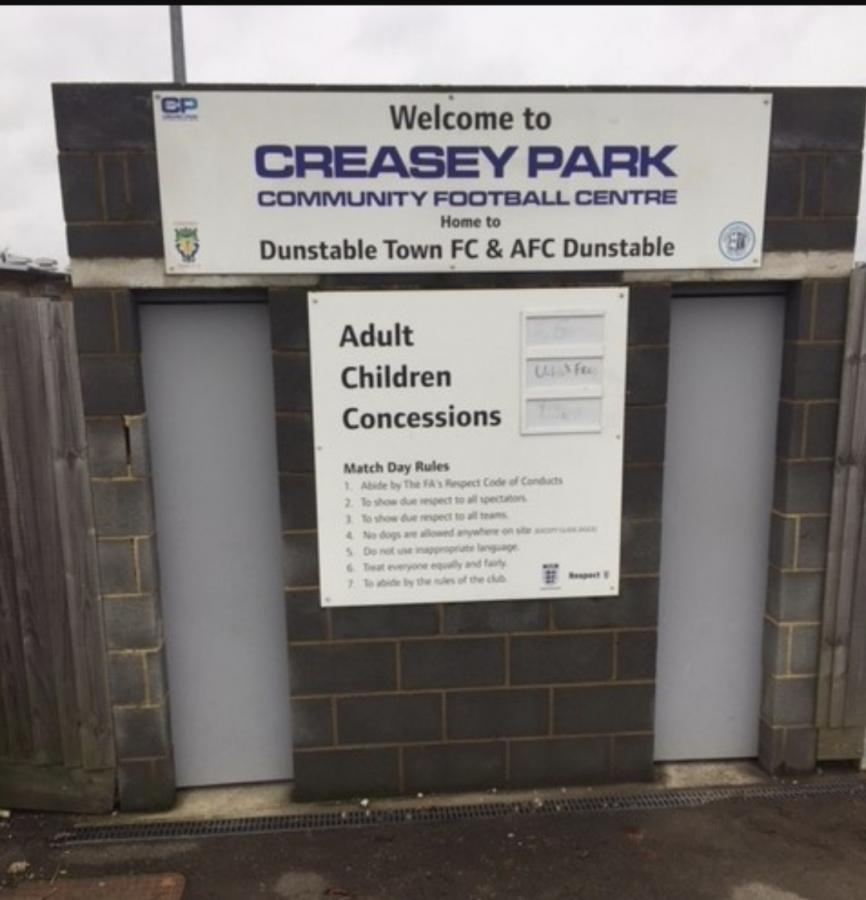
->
[[719, 222, 756, 261]]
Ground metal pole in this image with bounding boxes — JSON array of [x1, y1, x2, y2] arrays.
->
[[170, 6, 187, 85]]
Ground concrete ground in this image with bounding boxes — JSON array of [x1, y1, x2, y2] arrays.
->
[[2, 774, 866, 899]]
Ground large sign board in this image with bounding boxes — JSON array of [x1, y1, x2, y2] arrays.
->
[[154, 91, 772, 274], [308, 288, 628, 607]]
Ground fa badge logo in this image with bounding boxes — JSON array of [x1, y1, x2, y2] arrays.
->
[[718, 221, 756, 261], [541, 563, 560, 588], [175, 226, 200, 263]]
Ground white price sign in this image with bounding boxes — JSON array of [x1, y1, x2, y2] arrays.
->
[[307, 288, 628, 607]]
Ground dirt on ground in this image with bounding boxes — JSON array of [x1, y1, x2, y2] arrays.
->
[[3, 793, 866, 899]]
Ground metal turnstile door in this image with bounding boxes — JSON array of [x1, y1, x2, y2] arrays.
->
[[655, 294, 784, 761], [140, 302, 292, 786]]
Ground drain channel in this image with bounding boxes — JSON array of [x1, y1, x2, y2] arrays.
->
[[53, 778, 866, 846]]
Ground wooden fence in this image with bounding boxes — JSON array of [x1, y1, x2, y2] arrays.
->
[[0, 288, 114, 812], [817, 266, 866, 760]]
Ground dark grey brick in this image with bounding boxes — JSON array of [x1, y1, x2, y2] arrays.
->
[[58, 154, 103, 221], [784, 283, 814, 342], [762, 676, 816, 727], [97, 539, 137, 594], [276, 414, 315, 473], [612, 734, 654, 782], [553, 577, 659, 630], [73, 290, 115, 352], [790, 626, 820, 676], [92, 479, 153, 536], [509, 737, 609, 787], [273, 353, 312, 412], [289, 642, 396, 696], [624, 406, 665, 464], [798, 516, 829, 570], [400, 638, 505, 689], [803, 157, 824, 217], [621, 520, 661, 575], [127, 154, 161, 221], [765, 155, 802, 218], [286, 590, 328, 642], [114, 704, 170, 757], [103, 154, 160, 221], [781, 343, 843, 401], [79, 355, 144, 415], [771, 89, 866, 151], [86, 417, 128, 476], [769, 513, 797, 569], [554, 684, 654, 734], [280, 474, 317, 531], [766, 567, 824, 621], [763, 219, 857, 253], [145, 649, 168, 703], [442, 600, 547, 635], [107, 652, 146, 705], [404, 742, 505, 793], [762, 618, 787, 678], [804, 402, 838, 458], [269, 290, 310, 349], [54, 83, 158, 151], [331, 604, 439, 640], [626, 284, 670, 347], [67, 223, 164, 258], [776, 400, 805, 459], [137, 536, 159, 593], [616, 630, 657, 681], [622, 466, 663, 520], [759, 720, 786, 773], [291, 698, 333, 749], [626, 347, 668, 406], [337, 693, 441, 745], [774, 460, 833, 514], [283, 532, 319, 588], [103, 597, 161, 650], [823, 154, 862, 216], [447, 689, 548, 739], [102, 154, 130, 221], [117, 758, 176, 812], [114, 291, 140, 352], [511, 634, 612, 685], [293, 748, 399, 800], [126, 415, 150, 477], [813, 280, 849, 341], [784, 727, 817, 771]]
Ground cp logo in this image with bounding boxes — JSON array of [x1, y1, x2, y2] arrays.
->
[[161, 96, 198, 115]]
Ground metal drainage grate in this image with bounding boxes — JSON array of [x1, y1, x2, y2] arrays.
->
[[53, 778, 866, 847]]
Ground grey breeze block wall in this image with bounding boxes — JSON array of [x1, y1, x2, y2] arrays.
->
[[53, 84, 864, 808]]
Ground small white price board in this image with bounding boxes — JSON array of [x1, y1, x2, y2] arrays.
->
[[308, 288, 628, 607]]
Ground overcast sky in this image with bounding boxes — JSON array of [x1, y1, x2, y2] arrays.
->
[[2, 5, 865, 265]]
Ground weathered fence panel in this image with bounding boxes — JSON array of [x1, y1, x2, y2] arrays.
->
[[0, 289, 114, 812], [817, 267, 866, 760]]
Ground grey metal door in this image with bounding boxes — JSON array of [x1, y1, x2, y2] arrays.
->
[[140, 302, 292, 786], [654, 294, 784, 761]]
